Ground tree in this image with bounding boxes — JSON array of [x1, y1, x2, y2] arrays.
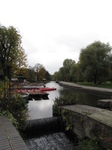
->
[[0, 26, 27, 79], [24, 67, 36, 82], [45, 71, 51, 80], [62, 59, 76, 81], [33, 63, 46, 81], [53, 59, 76, 82], [63, 58, 75, 67], [79, 41, 112, 84], [70, 63, 77, 82]]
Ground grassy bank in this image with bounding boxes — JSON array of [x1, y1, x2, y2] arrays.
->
[[77, 81, 112, 89]]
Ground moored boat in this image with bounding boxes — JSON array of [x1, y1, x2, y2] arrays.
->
[[39, 87, 56, 91], [12, 87, 56, 100]]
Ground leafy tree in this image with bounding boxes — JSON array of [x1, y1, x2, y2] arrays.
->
[[15, 67, 26, 76], [63, 59, 76, 81], [75, 62, 84, 82], [52, 59, 77, 82], [63, 58, 75, 67], [52, 71, 60, 81], [60, 67, 67, 81], [45, 71, 51, 80], [79, 41, 112, 84], [33, 63, 46, 81], [24, 67, 36, 82], [0, 26, 27, 79], [70, 63, 77, 82]]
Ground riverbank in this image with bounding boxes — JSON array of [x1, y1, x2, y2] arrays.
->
[[58, 81, 112, 149], [59, 81, 112, 95]]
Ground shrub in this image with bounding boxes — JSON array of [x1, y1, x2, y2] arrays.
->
[[53, 92, 78, 116], [0, 78, 28, 131], [79, 138, 101, 150]]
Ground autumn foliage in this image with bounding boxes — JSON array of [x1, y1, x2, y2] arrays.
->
[[0, 77, 28, 131]]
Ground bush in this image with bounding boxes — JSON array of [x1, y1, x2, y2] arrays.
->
[[79, 138, 101, 150], [0, 78, 28, 131], [53, 92, 78, 116], [0, 110, 19, 129]]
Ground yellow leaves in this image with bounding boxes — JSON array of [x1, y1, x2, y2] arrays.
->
[[0, 88, 4, 99], [0, 79, 28, 131], [0, 80, 10, 99]]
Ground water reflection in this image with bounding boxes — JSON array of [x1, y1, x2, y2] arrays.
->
[[28, 81, 63, 120], [60, 88, 110, 107], [46, 81, 64, 100], [28, 100, 54, 120], [28, 81, 111, 120]]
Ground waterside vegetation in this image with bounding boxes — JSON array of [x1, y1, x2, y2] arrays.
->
[[0, 25, 51, 134], [77, 81, 112, 89], [0, 78, 28, 131]]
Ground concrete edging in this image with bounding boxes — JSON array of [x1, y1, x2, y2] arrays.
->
[[59, 81, 112, 95]]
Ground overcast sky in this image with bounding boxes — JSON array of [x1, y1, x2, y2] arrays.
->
[[0, 0, 112, 74]]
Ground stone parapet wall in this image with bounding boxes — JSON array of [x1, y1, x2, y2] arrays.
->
[[59, 105, 112, 149]]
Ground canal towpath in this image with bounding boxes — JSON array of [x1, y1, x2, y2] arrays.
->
[[59, 81, 112, 95]]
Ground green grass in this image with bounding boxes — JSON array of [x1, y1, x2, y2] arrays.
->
[[76, 81, 112, 89]]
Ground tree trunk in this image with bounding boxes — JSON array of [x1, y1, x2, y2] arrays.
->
[[93, 75, 97, 84]]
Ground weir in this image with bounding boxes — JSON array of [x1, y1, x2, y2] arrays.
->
[[24, 117, 75, 150], [24, 117, 62, 137], [25, 132, 75, 150]]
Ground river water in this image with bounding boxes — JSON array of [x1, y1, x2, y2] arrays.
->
[[25, 81, 110, 150], [28, 81, 110, 120]]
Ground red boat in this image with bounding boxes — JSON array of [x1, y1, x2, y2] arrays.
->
[[13, 87, 56, 100], [39, 87, 56, 91], [14, 87, 56, 94]]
